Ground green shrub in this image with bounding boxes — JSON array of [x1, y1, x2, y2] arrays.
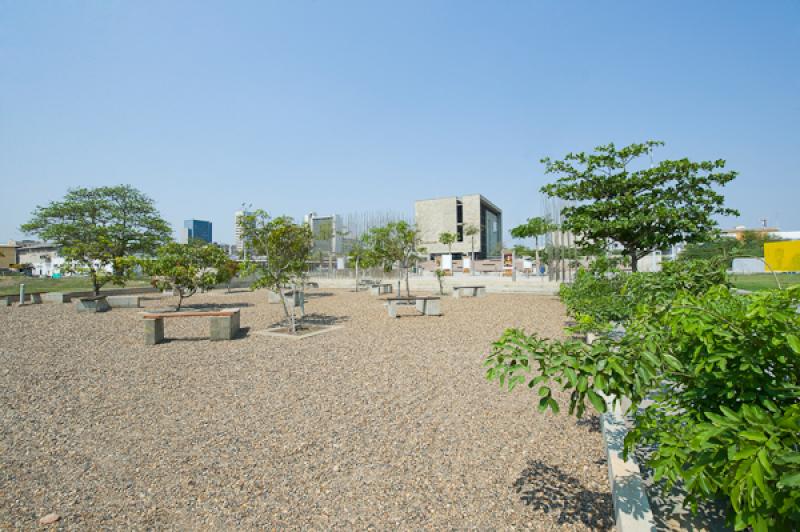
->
[[486, 273, 799, 530]]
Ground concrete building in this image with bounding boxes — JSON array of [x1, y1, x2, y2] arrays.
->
[[180, 219, 213, 243], [415, 194, 502, 259], [15, 241, 63, 276], [304, 213, 353, 256]]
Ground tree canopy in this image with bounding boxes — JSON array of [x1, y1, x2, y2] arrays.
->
[[144, 240, 235, 310], [540, 141, 739, 271], [238, 211, 312, 331], [21, 185, 171, 294], [366, 221, 424, 296]]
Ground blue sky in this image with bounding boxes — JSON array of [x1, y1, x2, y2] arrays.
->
[[2, 1, 798, 244]]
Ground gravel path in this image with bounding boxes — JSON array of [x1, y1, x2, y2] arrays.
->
[[1, 289, 612, 530]]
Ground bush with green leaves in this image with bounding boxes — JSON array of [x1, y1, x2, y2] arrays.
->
[[485, 284, 800, 531], [144, 241, 236, 310], [560, 256, 730, 332]]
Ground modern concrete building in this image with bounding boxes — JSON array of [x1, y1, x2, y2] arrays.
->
[[304, 212, 353, 255], [181, 219, 213, 243], [415, 194, 502, 259]]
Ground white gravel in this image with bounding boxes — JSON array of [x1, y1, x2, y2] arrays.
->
[[1, 288, 612, 530]]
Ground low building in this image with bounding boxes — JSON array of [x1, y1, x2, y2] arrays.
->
[[415, 194, 502, 259], [15, 241, 64, 277]]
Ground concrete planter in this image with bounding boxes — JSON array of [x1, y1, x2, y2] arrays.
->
[[75, 296, 111, 313], [106, 295, 141, 308]]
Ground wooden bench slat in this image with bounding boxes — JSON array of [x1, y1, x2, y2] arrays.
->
[[142, 309, 239, 319]]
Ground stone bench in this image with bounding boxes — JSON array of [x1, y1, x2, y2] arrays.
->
[[452, 285, 487, 298], [370, 283, 393, 296], [75, 296, 111, 313], [384, 296, 441, 318], [106, 295, 141, 308], [141, 308, 240, 345], [42, 292, 69, 303]]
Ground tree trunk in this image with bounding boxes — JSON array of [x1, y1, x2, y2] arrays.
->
[[278, 286, 296, 333], [91, 269, 101, 296], [354, 257, 360, 292], [176, 289, 184, 311], [630, 253, 639, 273]]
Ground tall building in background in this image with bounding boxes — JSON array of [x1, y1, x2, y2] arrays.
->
[[180, 219, 213, 243], [234, 210, 252, 257], [304, 212, 351, 255], [415, 194, 503, 259]]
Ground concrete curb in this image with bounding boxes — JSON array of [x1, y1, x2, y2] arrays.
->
[[600, 397, 657, 532]]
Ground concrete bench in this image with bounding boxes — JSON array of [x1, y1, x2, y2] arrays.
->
[[106, 295, 141, 308], [141, 308, 240, 345], [75, 296, 111, 313], [452, 285, 486, 298], [370, 283, 393, 296], [42, 292, 69, 303], [384, 296, 441, 318]]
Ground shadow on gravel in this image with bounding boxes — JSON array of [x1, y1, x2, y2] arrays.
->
[[514, 459, 614, 530], [267, 314, 349, 328], [576, 415, 602, 433], [303, 292, 335, 299], [180, 302, 254, 310], [163, 326, 251, 343]]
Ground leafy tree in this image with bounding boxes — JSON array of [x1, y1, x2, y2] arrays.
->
[[434, 268, 445, 295], [238, 211, 312, 333], [367, 221, 424, 297], [540, 141, 739, 271], [464, 224, 479, 271], [438, 232, 456, 255], [347, 235, 378, 292], [486, 263, 800, 530], [21, 185, 171, 294], [511, 216, 554, 274], [144, 241, 235, 310]]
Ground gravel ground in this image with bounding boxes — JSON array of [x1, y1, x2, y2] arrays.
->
[[1, 289, 612, 530]]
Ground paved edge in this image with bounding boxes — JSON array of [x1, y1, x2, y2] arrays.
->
[[600, 398, 658, 532]]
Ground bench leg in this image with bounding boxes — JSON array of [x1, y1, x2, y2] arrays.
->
[[476, 287, 486, 297], [145, 318, 165, 345], [387, 301, 397, 318], [425, 299, 442, 316], [453, 289, 461, 299], [415, 299, 426, 313], [210, 314, 238, 341]]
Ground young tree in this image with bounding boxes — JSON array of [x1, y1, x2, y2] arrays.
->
[[144, 241, 235, 311], [239, 211, 312, 333], [347, 235, 377, 292], [510, 217, 553, 275], [438, 232, 456, 255], [367, 221, 424, 297], [464, 224, 479, 273], [540, 141, 739, 271], [21, 185, 171, 294]]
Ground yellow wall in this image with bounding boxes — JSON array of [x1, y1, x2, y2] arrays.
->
[[0, 245, 17, 269], [764, 240, 800, 272]]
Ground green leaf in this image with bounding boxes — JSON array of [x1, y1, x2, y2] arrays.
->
[[777, 472, 800, 488], [538, 386, 551, 397], [787, 334, 800, 354], [586, 390, 607, 413]]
